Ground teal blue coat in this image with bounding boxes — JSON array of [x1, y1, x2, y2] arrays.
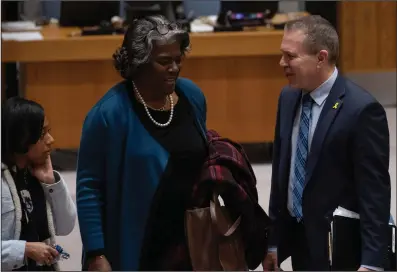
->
[[76, 78, 207, 270]]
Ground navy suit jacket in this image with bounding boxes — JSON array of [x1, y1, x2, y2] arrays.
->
[[269, 75, 391, 269]]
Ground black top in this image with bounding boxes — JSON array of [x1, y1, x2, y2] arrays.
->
[[130, 89, 206, 160], [12, 169, 53, 271], [128, 86, 208, 270]]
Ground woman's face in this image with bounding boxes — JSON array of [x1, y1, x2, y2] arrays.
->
[[142, 41, 183, 97], [26, 116, 55, 166]]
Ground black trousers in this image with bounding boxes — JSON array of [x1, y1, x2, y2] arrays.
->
[[279, 214, 331, 272], [288, 217, 311, 271], [285, 215, 330, 271]]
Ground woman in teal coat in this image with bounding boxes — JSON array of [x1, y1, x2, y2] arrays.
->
[[76, 15, 207, 271]]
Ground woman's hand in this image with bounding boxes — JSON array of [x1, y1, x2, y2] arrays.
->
[[30, 156, 55, 184], [88, 255, 112, 271], [25, 242, 59, 265]]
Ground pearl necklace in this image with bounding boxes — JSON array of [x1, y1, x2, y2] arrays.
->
[[132, 81, 174, 127], [147, 96, 168, 111]]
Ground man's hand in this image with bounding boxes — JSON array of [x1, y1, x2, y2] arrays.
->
[[88, 255, 112, 272], [25, 242, 59, 266], [30, 156, 55, 184], [262, 251, 279, 271]]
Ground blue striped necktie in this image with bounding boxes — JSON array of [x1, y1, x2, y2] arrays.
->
[[292, 93, 313, 220]]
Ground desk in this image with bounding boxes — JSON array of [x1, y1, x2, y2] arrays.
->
[[2, 26, 286, 149]]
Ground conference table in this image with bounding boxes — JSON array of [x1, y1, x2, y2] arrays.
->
[[2, 25, 287, 150]]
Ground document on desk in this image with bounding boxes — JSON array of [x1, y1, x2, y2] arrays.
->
[[330, 206, 396, 270], [2, 21, 42, 32], [2, 31, 43, 41]]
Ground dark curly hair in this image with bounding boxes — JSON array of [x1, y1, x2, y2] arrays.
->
[[113, 15, 191, 80]]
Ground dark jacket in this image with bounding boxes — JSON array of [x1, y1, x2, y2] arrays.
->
[[191, 129, 271, 270], [269, 75, 391, 269]]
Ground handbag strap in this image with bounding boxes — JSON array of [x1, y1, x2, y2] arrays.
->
[[210, 193, 242, 237]]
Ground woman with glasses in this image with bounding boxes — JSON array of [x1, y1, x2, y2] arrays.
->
[[1, 97, 76, 271], [76, 15, 207, 271]]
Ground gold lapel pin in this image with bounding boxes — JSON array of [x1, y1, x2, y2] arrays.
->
[[332, 102, 339, 109]]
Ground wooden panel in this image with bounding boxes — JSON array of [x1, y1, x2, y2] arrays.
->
[[2, 27, 284, 62], [338, 1, 396, 72], [182, 56, 286, 143], [24, 56, 286, 149], [377, 2, 397, 69], [24, 61, 121, 149], [3, 26, 287, 149]]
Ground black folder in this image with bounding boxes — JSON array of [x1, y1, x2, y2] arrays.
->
[[330, 214, 396, 271], [330, 215, 361, 270]]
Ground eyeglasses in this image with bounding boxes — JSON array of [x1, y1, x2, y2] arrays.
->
[[150, 22, 180, 35]]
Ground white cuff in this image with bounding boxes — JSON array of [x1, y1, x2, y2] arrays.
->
[[361, 265, 383, 271]]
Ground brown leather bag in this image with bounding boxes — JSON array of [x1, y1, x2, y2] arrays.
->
[[185, 193, 248, 271]]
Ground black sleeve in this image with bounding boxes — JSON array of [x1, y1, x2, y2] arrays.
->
[[352, 102, 391, 268], [268, 90, 284, 247]]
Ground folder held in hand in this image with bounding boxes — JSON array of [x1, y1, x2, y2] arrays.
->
[[329, 207, 396, 271]]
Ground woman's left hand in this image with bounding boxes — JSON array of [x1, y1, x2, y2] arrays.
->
[[30, 156, 55, 184]]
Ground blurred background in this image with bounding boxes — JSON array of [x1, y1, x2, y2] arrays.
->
[[1, 1, 396, 270]]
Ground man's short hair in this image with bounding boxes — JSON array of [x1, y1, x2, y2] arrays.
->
[[285, 15, 339, 64]]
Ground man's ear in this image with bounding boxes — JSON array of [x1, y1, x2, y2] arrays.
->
[[317, 50, 329, 68]]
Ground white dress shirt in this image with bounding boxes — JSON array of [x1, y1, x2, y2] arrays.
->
[[287, 67, 338, 214]]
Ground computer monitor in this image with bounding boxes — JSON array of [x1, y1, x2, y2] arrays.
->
[[220, 1, 278, 15], [305, 1, 337, 29], [124, 1, 178, 24], [59, 1, 120, 27], [217, 1, 278, 26], [1, 1, 19, 21]]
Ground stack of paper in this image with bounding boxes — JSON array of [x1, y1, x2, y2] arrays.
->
[[2, 31, 43, 41], [2, 21, 42, 32]]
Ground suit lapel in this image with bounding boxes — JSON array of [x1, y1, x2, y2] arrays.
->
[[279, 90, 301, 189], [305, 76, 346, 186]]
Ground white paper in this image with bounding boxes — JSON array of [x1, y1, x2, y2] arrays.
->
[[333, 206, 360, 219], [2, 21, 42, 32], [190, 24, 214, 33], [2, 31, 43, 41], [190, 17, 214, 33], [333, 206, 395, 226]]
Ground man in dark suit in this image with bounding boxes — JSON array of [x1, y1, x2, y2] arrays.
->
[[263, 15, 391, 271]]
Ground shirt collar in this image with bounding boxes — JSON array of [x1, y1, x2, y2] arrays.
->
[[308, 67, 338, 106]]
